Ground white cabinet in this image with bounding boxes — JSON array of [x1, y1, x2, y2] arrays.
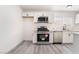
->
[[54, 12, 74, 27], [49, 32, 53, 43], [75, 13, 79, 24], [63, 31, 73, 43], [33, 32, 37, 43], [63, 16, 74, 26]]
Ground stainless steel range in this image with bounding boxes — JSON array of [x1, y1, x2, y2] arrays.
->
[[37, 26, 49, 43]]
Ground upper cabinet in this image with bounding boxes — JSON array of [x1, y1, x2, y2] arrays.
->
[[75, 13, 79, 24], [54, 12, 74, 26]]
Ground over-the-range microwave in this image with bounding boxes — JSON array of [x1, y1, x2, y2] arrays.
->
[[38, 16, 48, 23]]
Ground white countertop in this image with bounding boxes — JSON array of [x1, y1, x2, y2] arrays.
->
[[33, 29, 79, 34]]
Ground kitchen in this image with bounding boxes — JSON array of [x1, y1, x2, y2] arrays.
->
[[22, 9, 75, 44], [0, 5, 79, 54], [11, 5, 79, 54]]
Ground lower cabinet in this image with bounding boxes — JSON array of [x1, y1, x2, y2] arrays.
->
[[33, 32, 37, 43], [63, 31, 73, 43]]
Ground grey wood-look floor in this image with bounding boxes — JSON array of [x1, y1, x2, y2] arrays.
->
[[7, 41, 73, 54]]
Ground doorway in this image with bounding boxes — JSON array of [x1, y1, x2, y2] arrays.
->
[[23, 16, 34, 41]]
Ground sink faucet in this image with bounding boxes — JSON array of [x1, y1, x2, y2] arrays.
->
[[63, 24, 66, 30]]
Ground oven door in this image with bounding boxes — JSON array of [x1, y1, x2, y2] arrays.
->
[[37, 34, 49, 42]]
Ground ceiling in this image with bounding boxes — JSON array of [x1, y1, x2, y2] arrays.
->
[[20, 5, 79, 12]]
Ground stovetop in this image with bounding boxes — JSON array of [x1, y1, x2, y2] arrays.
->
[[37, 26, 49, 32]]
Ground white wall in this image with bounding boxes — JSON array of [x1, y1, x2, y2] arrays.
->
[[0, 6, 23, 53]]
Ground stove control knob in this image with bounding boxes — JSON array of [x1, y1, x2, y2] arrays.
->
[[45, 34, 48, 37]]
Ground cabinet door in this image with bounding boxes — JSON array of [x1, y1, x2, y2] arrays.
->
[[68, 33, 73, 43], [75, 14, 79, 24], [63, 32, 73, 43], [49, 32, 53, 43], [33, 32, 37, 43]]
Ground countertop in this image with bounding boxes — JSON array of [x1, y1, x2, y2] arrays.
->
[[33, 30, 79, 34]]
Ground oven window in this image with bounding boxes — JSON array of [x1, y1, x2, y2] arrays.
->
[[37, 34, 49, 42]]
